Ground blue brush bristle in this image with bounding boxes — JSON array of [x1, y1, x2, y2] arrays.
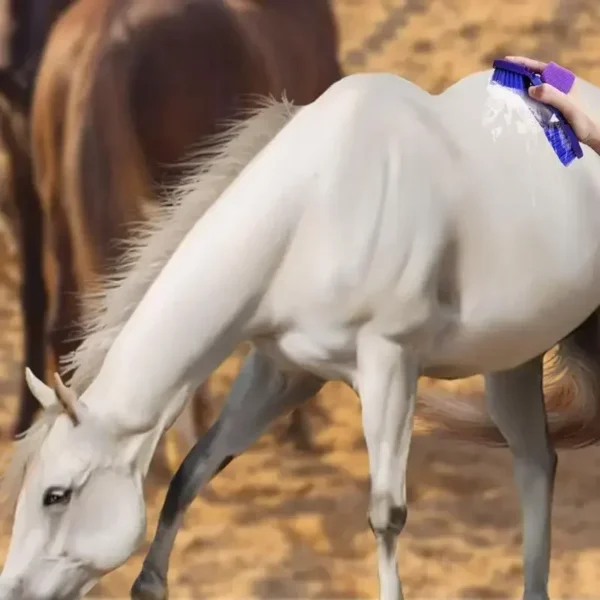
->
[[491, 61, 583, 166], [544, 122, 579, 166], [491, 67, 528, 95]]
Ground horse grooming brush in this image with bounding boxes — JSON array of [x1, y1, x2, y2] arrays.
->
[[491, 59, 583, 166]]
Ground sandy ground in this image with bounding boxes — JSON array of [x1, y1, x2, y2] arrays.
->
[[1, 0, 600, 597]]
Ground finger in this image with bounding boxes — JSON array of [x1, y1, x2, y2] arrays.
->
[[529, 84, 583, 127], [529, 83, 569, 110], [504, 55, 548, 73]]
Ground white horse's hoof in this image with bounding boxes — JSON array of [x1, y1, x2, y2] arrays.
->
[[131, 568, 168, 600]]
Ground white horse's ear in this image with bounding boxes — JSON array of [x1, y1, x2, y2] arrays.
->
[[53, 372, 80, 426], [25, 367, 57, 409]]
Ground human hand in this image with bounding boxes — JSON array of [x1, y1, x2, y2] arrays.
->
[[505, 56, 600, 154]]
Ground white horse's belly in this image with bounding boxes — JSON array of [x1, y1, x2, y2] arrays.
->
[[260, 287, 600, 384], [263, 240, 600, 382], [427, 311, 580, 375], [426, 263, 600, 374]]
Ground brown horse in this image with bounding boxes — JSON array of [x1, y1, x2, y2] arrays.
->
[[0, 0, 73, 436], [1, 0, 342, 452]]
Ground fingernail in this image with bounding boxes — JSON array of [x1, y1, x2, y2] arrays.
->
[[528, 85, 540, 97]]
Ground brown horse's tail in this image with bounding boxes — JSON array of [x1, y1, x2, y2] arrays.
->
[[29, 0, 152, 383], [60, 1, 151, 279], [417, 311, 600, 449]]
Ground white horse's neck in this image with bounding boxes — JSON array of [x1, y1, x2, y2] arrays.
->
[[79, 128, 305, 449]]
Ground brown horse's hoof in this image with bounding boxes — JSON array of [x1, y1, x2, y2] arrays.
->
[[131, 567, 168, 600]]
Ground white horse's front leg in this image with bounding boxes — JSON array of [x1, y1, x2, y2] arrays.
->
[[131, 349, 323, 600], [356, 334, 418, 600], [485, 356, 556, 600]]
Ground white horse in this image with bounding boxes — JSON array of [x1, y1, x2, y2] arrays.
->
[[3, 67, 600, 600]]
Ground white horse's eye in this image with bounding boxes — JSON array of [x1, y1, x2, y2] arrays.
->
[[42, 487, 72, 507]]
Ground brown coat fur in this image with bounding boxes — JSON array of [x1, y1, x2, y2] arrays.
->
[[9, 0, 342, 437]]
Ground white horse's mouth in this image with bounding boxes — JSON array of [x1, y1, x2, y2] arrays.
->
[[0, 560, 97, 600]]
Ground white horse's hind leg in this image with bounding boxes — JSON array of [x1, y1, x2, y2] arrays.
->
[[131, 349, 323, 600], [485, 356, 556, 600], [357, 335, 418, 600]]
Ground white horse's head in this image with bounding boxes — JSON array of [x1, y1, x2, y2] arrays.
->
[[0, 369, 148, 600]]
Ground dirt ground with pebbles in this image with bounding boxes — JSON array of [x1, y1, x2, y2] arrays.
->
[[1, 0, 600, 597]]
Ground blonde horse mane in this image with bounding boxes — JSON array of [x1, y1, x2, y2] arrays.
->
[[0, 95, 297, 513], [63, 95, 297, 390]]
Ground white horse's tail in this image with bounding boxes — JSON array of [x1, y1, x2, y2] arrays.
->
[[417, 311, 600, 449]]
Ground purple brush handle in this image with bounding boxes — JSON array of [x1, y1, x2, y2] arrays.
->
[[541, 62, 576, 94], [539, 62, 583, 159]]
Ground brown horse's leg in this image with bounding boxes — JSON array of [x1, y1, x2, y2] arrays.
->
[[190, 382, 216, 432], [284, 407, 314, 451], [13, 168, 48, 437]]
